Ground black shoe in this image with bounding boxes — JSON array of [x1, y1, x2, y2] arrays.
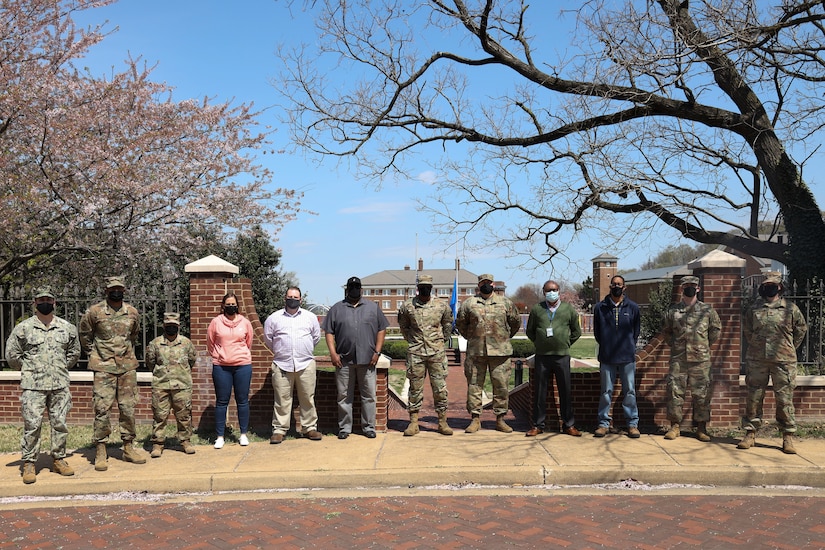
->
[[364, 431, 376, 439], [338, 431, 349, 440]]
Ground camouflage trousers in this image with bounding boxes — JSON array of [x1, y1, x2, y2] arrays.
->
[[20, 388, 72, 462], [93, 370, 139, 443], [151, 387, 193, 444], [666, 359, 712, 424], [465, 355, 511, 416], [742, 360, 797, 433], [406, 352, 449, 414]]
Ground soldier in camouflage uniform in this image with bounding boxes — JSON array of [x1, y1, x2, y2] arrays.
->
[[397, 274, 454, 436], [456, 274, 521, 433], [738, 271, 808, 454], [145, 312, 197, 457], [662, 275, 722, 442], [5, 287, 80, 484], [79, 276, 147, 470]]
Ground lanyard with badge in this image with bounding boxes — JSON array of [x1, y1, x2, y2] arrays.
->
[[546, 305, 556, 337]]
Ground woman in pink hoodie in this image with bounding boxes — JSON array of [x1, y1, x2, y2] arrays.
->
[[207, 292, 253, 449]]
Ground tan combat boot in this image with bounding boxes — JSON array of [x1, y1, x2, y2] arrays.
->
[[150, 444, 163, 458], [22, 462, 36, 484], [94, 443, 108, 471], [437, 412, 453, 436], [403, 412, 420, 437], [496, 414, 513, 433], [52, 458, 74, 476], [696, 422, 711, 442], [737, 431, 756, 449], [122, 441, 147, 464], [664, 423, 680, 440], [465, 415, 481, 433], [782, 433, 797, 454], [181, 441, 197, 455]]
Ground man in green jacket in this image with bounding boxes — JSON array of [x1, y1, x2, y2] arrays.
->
[[525, 280, 582, 436]]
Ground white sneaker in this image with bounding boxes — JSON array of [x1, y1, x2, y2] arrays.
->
[[214, 436, 225, 449], [239, 434, 249, 446]]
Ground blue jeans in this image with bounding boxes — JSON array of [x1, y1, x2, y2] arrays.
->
[[598, 362, 639, 428], [212, 364, 252, 436]]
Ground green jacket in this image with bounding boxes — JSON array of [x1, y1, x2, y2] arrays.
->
[[79, 300, 141, 374], [145, 334, 196, 390], [744, 298, 807, 363], [456, 294, 521, 357], [397, 297, 453, 356], [526, 301, 581, 356], [5, 315, 80, 390], [662, 300, 721, 363]]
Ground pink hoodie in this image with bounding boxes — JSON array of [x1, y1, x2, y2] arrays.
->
[[207, 314, 253, 366]]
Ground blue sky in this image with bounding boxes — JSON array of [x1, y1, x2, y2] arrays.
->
[[70, 1, 823, 305]]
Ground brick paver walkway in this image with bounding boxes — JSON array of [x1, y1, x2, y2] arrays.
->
[[2, 494, 824, 549]]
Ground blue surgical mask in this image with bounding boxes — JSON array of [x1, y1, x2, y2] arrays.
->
[[545, 291, 560, 303]]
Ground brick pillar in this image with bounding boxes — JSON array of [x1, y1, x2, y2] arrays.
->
[[689, 250, 746, 428], [635, 250, 746, 430]]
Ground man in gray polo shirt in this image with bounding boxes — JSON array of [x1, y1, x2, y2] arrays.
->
[[323, 276, 389, 439]]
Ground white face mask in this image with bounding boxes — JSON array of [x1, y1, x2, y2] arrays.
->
[[545, 290, 560, 303]]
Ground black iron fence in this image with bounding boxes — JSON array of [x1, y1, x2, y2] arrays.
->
[[742, 276, 824, 375], [1, 296, 181, 371]]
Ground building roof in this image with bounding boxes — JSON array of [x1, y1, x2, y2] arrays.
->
[[360, 268, 479, 288], [622, 264, 691, 283]]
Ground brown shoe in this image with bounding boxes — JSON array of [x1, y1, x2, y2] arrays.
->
[[465, 416, 481, 434], [181, 441, 196, 455], [52, 458, 74, 476], [150, 444, 163, 458], [564, 426, 583, 437], [593, 426, 608, 438], [270, 433, 284, 444], [22, 462, 36, 484], [526, 427, 543, 437], [304, 430, 323, 441], [627, 427, 641, 438]]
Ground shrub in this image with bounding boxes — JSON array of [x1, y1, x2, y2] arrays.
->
[[511, 339, 536, 358], [382, 340, 409, 360]]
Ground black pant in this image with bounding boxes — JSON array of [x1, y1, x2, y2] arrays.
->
[[533, 354, 574, 429]]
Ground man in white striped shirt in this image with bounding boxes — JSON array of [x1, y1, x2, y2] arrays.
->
[[263, 287, 322, 443]]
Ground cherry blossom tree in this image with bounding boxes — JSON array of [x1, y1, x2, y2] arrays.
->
[[279, 0, 825, 283], [0, 0, 299, 289]]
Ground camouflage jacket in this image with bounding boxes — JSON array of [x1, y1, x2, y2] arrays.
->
[[145, 334, 196, 390], [79, 300, 140, 374], [744, 298, 807, 363], [662, 300, 721, 362], [397, 296, 453, 356], [456, 294, 521, 357], [5, 315, 80, 391]]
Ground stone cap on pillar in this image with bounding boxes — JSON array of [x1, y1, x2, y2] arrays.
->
[[184, 255, 240, 275], [687, 249, 747, 270]]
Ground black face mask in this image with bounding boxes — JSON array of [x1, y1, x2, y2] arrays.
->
[[479, 283, 494, 295], [610, 287, 624, 298], [683, 286, 697, 298], [107, 290, 124, 302], [164, 325, 179, 337], [36, 303, 54, 315], [761, 285, 780, 298], [418, 286, 432, 298], [347, 288, 362, 301], [285, 298, 301, 310], [223, 305, 239, 315]]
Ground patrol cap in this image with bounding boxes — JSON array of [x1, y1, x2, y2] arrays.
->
[[680, 275, 699, 286], [163, 312, 181, 325], [763, 271, 783, 284], [418, 275, 433, 285], [33, 286, 55, 300], [346, 276, 361, 289], [478, 274, 494, 283], [105, 276, 126, 289]]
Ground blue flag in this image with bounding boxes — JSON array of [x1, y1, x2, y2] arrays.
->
[[449, 275, 458, 322]]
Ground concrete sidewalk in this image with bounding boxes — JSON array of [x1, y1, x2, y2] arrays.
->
[[3, 427, 825, 498]]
